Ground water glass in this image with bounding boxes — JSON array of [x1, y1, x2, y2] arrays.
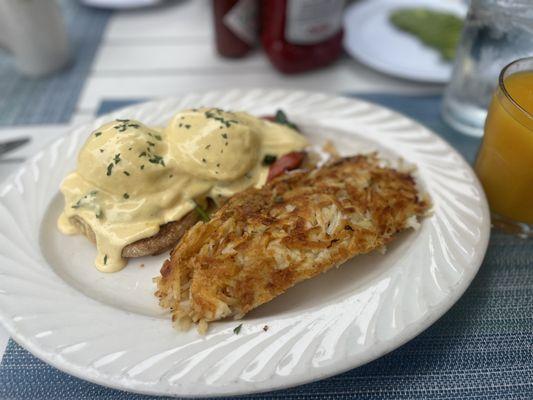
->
[[441, 0, 533, 137]]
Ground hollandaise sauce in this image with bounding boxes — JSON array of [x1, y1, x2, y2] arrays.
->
[[58, 108, 308, 272]]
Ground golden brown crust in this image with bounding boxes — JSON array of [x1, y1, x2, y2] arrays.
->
[[155, 154, 430, 328]]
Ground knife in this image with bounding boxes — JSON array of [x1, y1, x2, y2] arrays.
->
[[0, 137, 30, 157]]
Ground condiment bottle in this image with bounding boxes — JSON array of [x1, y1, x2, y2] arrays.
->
[[261, 0, 345, 73], [212, 0, 259, 58]]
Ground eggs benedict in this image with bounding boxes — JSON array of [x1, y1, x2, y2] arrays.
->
[[58, 108, 308, 272]]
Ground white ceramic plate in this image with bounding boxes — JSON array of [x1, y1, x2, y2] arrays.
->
[[81, 0, 162, 9], [343, 0, 468, 83], [0, 89, 489, 397]]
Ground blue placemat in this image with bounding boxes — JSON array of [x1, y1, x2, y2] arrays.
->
[[0, 1, 111, 127], [0, 95, 531, 399]]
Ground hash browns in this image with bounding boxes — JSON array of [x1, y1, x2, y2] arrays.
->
[[155, 154, 430, 332]]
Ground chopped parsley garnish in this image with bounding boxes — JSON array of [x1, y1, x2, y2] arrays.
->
[[193, 201, 210, 222], [71, 192, 103, 219], [72, 191, 98, 210], [233, 324, 243, 335], [113, 119, 139, 132], [123, 171, 130, 176], [221, 133, 228, 139], [147, 131, 162, 141], [105, 154, 121, 174], [148, 155, 165, 166], [123, 193, 129, 199], [134, 139, 165, 167], [94, 132, 102, 137], [202, 158, 206, 163], [185, 124, 191, 129], [204, 109, 239, 128], [99, 149, 104, 153], [274, 109, 298, 130], [263, 154, 277, 165], [274, 195, 284, 203], [140, 165, 145, 170], [205, 144, 211, 150], [103, 254, 108, 265]]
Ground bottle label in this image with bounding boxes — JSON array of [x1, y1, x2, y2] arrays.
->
[[223, 0, 258, 45], [285, 0, 345, 45]]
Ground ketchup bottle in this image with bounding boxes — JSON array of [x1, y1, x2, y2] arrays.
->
[[261, 0, 345, 74], [213, 0, 259, 58]]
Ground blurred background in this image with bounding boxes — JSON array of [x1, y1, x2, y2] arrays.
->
[[0, 0, 468, 129], [1, 0, 530, 136]]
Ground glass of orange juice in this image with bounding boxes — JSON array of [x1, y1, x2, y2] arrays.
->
[[475, 57, 533, 238]]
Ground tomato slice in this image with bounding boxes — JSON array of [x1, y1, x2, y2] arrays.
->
[[267, 152, 305, 181]]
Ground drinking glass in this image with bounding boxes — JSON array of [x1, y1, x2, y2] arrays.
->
[[474, 57, 533, 238], [441, 0, 533, 137]]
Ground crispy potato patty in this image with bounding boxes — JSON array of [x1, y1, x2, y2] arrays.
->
[[156, 154, 430, 332]]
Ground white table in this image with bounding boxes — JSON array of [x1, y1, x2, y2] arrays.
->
[[0, 0, 443, 357]]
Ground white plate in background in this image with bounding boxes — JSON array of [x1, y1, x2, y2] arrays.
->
[[344, 0, 468, 83], [0, 89, 489, 397], [81, 0, 162, 9]]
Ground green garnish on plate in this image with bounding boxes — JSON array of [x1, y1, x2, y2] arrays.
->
[[274, 110, 298, 131], [233, 324, 242, 335], [390, 8, 463, 62], [193, 201, 210, 222]]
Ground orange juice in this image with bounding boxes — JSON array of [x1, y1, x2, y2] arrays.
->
[[475, 70, 533, 224]]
